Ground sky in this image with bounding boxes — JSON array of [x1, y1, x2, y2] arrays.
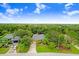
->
[[0, 3, 79, 23]]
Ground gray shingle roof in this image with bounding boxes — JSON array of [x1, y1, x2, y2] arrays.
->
[[4, 34, 20, 41], [4, 34, 13, 39], [12, 36, 20, 41], [32, 34, 44, 40]]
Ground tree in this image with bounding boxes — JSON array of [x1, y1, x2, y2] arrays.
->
[[0, 37, 9, 48], [46, 31, 59, 43], [42, 38, 49, 45], [57, 34, 65, 48], [20, 35, 32, 47], [14, 29, 33, 38]]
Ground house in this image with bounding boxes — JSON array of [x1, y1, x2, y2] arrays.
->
[[11, 36, 20, 43], [4, 34, 20, 43], [32, 34, 44, 40], [4, 34, 13, 39]]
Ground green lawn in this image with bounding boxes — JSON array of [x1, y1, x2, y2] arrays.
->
[[36, 44, 58, 53], [0, 47, 9, 54], [36, 44, 79, 54], [70, 46, 79, 54]]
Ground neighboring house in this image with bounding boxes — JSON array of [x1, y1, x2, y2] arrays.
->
[[32, 34, 44, 40]]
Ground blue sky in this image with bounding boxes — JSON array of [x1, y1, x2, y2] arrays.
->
[[0, 3, 79, 23]]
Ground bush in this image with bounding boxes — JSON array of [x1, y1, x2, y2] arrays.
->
[[64, 43, 71, 49], [16, 43, 29, 53], [16, 35, 32, 53], [48, 42, 56, 49], [0, 37, 9, 48], [36, 40, 42, 45], [0, 43, 3, 48], [42, 39, 49, 45]]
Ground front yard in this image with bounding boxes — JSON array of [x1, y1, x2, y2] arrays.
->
[[0, 47, 10, 54], [36, 44, 79, 54], [36, 44, 58, 53], [16, 44, 29, 53]]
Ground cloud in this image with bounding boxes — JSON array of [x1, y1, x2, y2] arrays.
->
[[34, 3, 47, 14], [67, 10, 79, 16], [6, 8, 24, 17], [0, 12, 8, 18], [34, 8, 40, 14], [20, 8, 23, 11], [65, 3, 73, 10], [0, 3, 10, 9], [0, 13, 4, 16], [0, 4, 26, 23], [36, 3, 46, 9], [63, 3, 79, 16], [6, 8, 19, 15], [0, 3, 24, 17], [0, 8, 23, 19], [24, 6, 28, 9], [0, 12, 16, 23]]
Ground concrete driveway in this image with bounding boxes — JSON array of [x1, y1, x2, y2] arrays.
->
[[27, 41, 37, 55]]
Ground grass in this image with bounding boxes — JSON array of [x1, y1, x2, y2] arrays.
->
[[0, 47, 9, 54], [70, 46, 79, 54], [36, 44, 79, 54], [58, 46, 79, 54], [16, 44, 29, 53], [36, 44, 58, 53]]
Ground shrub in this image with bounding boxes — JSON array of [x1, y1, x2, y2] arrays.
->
[[42, 39, 49, 45], [16, 35, 32, 53], [16, 43, 29, 53], [48, 42, 56, 49]]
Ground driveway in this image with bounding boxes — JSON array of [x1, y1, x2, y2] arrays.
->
[[27, 41, 37, 55], [5, 43, 18, 56]]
